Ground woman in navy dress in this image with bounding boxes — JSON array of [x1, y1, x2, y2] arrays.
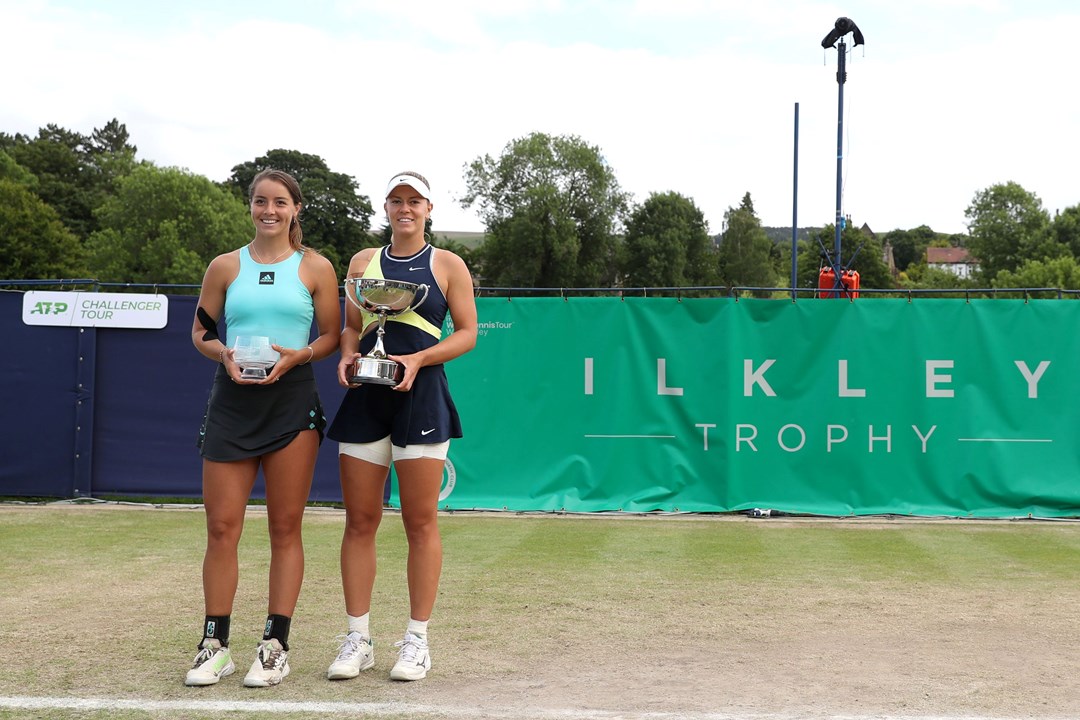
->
[[325, 171, 477, 682]]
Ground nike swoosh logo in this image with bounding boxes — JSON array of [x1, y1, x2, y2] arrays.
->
[[421, 428, 436, 436], [408, 266, 424, 271]]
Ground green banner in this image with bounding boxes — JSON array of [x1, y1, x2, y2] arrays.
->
[[440, 298, 1080, 517]]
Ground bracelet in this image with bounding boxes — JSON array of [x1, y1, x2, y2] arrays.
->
[[218, 346, 226, 364], [303, 346, 314, 364]]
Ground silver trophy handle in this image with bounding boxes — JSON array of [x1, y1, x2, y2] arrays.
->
[[343, 277, 365, 312], [412, 283, 430, 311]]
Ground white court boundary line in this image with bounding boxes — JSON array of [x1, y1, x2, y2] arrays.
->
[[0, 696, 1057, 720]]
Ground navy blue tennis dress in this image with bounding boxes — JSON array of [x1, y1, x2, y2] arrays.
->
[[327, 244, 462, 447]]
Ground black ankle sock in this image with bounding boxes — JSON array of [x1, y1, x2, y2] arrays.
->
[[263, 614, 291, 651], [202, 615, 230, 647]]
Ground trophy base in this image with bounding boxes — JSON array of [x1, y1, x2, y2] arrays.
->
[[350, 356, 401, 386], [239, 365, 271, 380]]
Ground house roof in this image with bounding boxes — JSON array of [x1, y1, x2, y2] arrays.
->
[[927, 247, 974, 264]]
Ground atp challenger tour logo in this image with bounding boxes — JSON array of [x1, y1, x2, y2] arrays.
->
[[584, 356, 1052, 454], [29, 299, 69, 315], [23, 291, 168, 329]]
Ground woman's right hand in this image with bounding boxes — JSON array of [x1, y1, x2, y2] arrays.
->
[[222, 347, 256, 385], [337, 352, 362, 387]]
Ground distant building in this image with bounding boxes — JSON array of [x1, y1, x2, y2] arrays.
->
[[927, 247, 978, 279], [881, 239, 897, 277], [858, 223, 900, 277]]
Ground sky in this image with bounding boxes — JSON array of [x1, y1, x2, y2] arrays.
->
[[3, 0, 1078, 237]]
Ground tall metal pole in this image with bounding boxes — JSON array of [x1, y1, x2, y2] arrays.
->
[[833, 39, 847, 285], [792, 102, 799, 300]]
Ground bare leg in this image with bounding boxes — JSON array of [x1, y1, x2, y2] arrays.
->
[[261, 430, 319, 616], [339, 454, 388, 616], [395, 457, 445, 622], [201, 457, 259, 615]]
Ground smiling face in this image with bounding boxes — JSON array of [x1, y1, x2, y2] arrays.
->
[[385, 185, 432, 235], [250, 178, 300, 239]]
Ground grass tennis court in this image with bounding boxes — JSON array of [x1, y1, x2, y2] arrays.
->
[[1, 502, 1078, 720]]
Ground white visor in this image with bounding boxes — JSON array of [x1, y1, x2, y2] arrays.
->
[[385, 174, 431, 200]]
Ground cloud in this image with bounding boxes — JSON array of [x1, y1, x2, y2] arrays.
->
[[3, 1, 1078, 238]]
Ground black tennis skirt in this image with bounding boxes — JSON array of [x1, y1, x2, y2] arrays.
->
[[197, 363, 327, 462]]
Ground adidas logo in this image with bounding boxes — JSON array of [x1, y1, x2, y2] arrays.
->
[[259, 272, 275, 285]]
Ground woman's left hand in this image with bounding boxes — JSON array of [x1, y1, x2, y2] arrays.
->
[[388, 353, 420, 392], [257, 344, 307, 385]]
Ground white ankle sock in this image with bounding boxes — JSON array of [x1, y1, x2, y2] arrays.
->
[[406, 618, 428, 638], [348, 612, 370, 637]]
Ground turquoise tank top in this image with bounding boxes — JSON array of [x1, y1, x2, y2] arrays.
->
[[224, 246, 313, 351]]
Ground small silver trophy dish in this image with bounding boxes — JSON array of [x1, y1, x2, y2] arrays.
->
[[344, 276, 429, 385], [232, 335, 279, 380]]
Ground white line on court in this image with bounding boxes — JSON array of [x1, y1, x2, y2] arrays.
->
[[0, 696, 1057, 720]]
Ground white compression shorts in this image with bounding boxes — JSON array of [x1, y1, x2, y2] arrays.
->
[[338, 436, 450, 467]]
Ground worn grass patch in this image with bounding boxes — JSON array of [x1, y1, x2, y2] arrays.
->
[[1, 505, 1078, 719]]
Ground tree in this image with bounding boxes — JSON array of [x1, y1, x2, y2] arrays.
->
[[462, 132, 628, 287], [226, 149, 374, 273], [479, 184, 579, 287], [86, 119, 139, 194], [1051, 205, 1080, 259], [881, 225, 942, 274], [993, 256, 1080, 291], [1, 125, 92, 238], [791, 238, 825, 290], [0, 119, 138, 239], [843, 224, 893, 290], [896, 264, 975, 295], [0, 179, 85, 279], [85, 165, 251, 284], [717, 193, 778, 293], [620, 191, 716, 289], [965, 181, 1055, 282], [0, 149, 39, 190], [805, 223, 893, 292]]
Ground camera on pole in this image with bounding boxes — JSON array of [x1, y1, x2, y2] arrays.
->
[[817, 17, 865, 300]]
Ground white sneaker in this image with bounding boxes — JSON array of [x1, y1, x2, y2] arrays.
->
[[243, 638, 290, 687], [185, 638, 235, 686], [327, 632, 375, 680], [390, 632, 431, 681]]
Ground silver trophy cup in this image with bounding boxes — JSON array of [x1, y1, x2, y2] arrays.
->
[[344, 276, 429, 385]]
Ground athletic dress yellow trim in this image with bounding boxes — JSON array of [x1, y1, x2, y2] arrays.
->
[[357, 249, 442, 339], [327, 243, 462, 448]]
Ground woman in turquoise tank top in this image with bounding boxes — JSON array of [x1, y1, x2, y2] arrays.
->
[[186, 169, 341, 688], [324, 172, 478, 682]]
